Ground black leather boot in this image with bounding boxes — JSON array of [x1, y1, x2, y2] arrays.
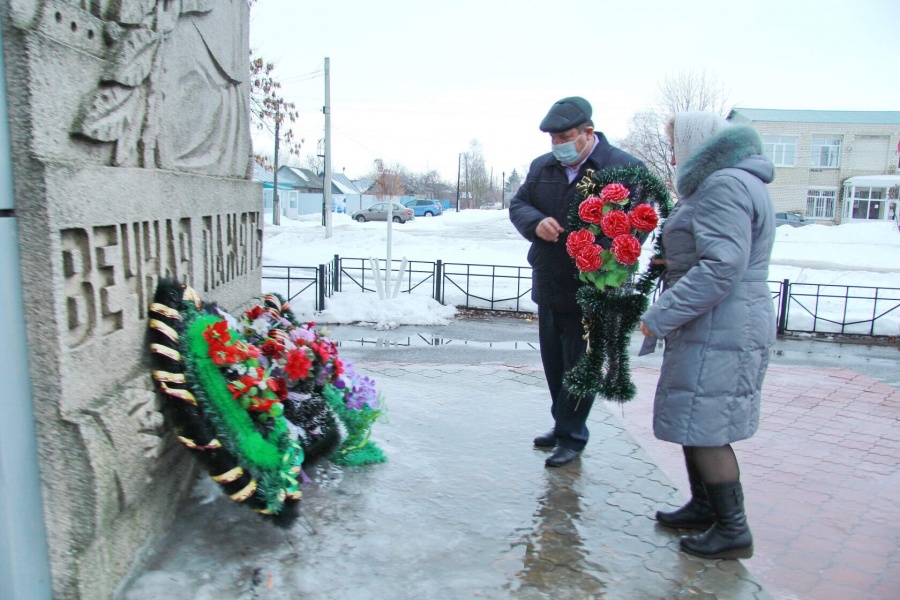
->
[[656, 482, 715, 530], [680, 481, 753, 560]]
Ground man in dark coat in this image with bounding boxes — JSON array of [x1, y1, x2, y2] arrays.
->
[[509, 97, 644, 467]]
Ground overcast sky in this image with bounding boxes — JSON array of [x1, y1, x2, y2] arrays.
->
[[248, 0, 899, 183]]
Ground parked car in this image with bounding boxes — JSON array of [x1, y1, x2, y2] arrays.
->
[[775, 212, 811, 227], [403, 199, 443, 217], [351, 202, 414, 223]]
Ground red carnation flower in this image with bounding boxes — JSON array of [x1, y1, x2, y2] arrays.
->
[[249, 398, 279, 413], [285, 348, 313, 380], [575, 244, 604, 272], [565, 228, 595, 257], [600, 183, 630, 204], [629, 204, 659, 232], [209, 343, 240, 366], [333, 358, 344, 377], [203, 320, 231, 345], [578, 196, 605, 224], [611, 234, 642, 265], [260, 339, 285, 359], [246, 305, 265, 321], [266, 376, 289, 400], [601, 210, 631, 239], [227, 371, 262, 400]]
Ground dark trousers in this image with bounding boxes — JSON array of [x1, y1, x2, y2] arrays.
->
[[538, 304, 595, 451]]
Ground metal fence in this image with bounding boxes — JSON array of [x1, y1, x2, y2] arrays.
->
[[262, 256, 900, 339]]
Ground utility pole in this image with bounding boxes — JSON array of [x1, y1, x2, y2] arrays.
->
[[455, 153, 461, 213], [272, 119, 281, 226], [464, 154, 468, 211], [501, 170, 505, 208], [490, 166, 493, 210], [323, 56, 333, 238]]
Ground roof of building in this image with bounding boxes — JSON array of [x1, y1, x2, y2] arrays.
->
[[278, 166, 325, 188], [353, 178, 376, 193], [729, 108, 900, 125], [843, 174, 900, 187], [252, 163, 292, 189], [331, 173, 362, 194]]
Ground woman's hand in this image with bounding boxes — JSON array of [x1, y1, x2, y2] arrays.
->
[[639, 321, 654, 338]]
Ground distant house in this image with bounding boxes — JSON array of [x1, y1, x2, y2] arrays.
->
[[252, 163, 293, 211], [262, 166, 378, 218], [277, 166, 324, 194], [728, 108, 900, 224]]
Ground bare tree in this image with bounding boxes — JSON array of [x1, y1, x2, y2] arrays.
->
[[464, 139, 491, 208], [408, 169, 452, 200], [299, 152, 323, 176], [369, 159, 408, 201], [249, 56, 303, 170], [620, 70, 731, 194]]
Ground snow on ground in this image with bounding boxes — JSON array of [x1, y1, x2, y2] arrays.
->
[[261, 209, 900, 330]]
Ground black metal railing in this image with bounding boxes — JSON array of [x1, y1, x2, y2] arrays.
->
[[262, 257, 900, 339], [441, 262, 533, 312], [261, 263, 333, 311], [779, 280, 900, 337]]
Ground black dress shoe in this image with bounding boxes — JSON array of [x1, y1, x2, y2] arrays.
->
[[545, 446, 581, 467], [533, 430, 557, 448]]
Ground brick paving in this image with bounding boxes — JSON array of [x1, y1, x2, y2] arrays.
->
[[621, 365, 900, 600]]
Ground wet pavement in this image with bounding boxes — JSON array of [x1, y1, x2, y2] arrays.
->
[[118, 317, 900, 600]]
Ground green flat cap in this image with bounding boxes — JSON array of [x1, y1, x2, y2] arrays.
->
[[539, 96, 592, 133]]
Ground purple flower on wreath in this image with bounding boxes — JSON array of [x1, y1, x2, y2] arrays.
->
[[290, 327, 316, 344], [341, 362, 379, 410]]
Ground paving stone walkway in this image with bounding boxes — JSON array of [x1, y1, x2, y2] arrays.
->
[[118, 318, 900, 600], [119, 362, 772, 600], [620, 365, 900, 600]]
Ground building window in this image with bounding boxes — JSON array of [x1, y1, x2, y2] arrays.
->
[[763, 136, 796, 166], [806, 189, 836, 219], [810, 137, 841, 168], [850, 187, 886, 220]]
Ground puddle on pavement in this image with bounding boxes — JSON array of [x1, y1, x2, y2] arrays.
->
[[336, 334, 538, 350]]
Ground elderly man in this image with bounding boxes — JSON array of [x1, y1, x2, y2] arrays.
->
[[510, 97, 644, 467]]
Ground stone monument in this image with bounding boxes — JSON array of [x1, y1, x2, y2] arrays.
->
[[2, 1, 261, 597]]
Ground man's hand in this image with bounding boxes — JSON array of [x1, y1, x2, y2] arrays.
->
[[536, 217, 565, 242], [639, 321, 653, 338]]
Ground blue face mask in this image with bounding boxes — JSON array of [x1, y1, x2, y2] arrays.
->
[[552, 137, 583, 165]]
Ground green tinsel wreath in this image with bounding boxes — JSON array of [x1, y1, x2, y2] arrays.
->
[[563, 165, 673, 402], [148, 281, 303, 526], [182, 312, 302, 510]]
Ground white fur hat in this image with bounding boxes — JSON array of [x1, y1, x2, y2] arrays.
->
[[673, 111, 729, 167]]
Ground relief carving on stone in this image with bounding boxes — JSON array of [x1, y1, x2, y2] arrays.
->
[[69, 377, 181, 529], [68, 0, 251, 177], [61, 217, 193, 349], [202, 210, 263, 293]]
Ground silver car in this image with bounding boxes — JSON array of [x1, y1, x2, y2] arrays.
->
[[775, 212, 811, 227], [352, 202, 414, 223]]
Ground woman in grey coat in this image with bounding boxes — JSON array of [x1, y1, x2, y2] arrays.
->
[[639, 112, 775, 560]]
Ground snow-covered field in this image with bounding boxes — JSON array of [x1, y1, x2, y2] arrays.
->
[[262, 210, 900, 335]]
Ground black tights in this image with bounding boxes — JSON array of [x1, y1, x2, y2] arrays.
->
[[683, 445, 740, 485]]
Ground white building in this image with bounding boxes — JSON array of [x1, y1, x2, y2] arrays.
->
[[728, 108, 900, 224]]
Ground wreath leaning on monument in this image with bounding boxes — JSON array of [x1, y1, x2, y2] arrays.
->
[[148, 280, 386, 527], [562, 165, 672, 402]]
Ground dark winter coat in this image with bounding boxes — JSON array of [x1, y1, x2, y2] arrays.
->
[[641, 125, 776, 446], [510, 133, 643, 312]]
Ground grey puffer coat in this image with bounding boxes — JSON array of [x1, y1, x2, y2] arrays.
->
[[641, 125, 776, 447]]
